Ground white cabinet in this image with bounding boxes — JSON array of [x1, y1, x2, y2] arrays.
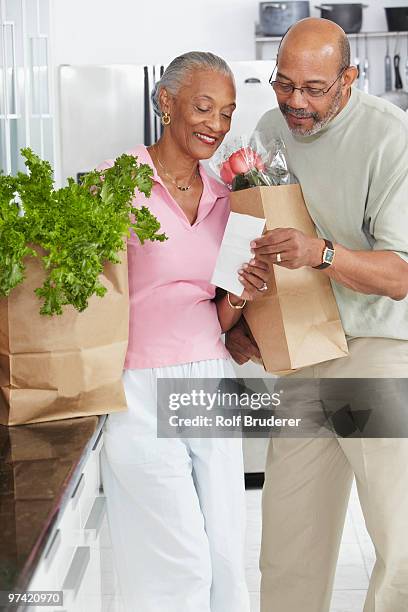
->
[[0, 0, 53, 175], [27, 429, 115, 612]]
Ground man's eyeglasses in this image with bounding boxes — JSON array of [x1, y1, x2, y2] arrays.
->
[[269, 67, 348, 99]]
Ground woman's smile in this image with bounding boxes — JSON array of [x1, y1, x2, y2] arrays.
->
[[193, 131, 218, 146]]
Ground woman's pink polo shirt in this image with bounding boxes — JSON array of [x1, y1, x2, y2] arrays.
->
[[99, 145, 230, 369]]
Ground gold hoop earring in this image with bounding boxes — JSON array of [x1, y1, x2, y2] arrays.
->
[[161, 112, 171, 126]]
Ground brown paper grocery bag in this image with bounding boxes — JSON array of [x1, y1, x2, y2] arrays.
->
[[230, 184, 348, 374], [0, 252, 129, 426]]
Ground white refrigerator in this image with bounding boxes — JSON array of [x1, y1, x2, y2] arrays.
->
[[58, 60, 278, 183]]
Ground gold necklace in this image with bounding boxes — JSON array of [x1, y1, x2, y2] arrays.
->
[[152, 146, 199, 192]]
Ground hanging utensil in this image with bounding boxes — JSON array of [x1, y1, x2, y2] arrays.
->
[[361, 34, 369, 93], [394, 54, 404, 90], [354, 35, 360, 85], [143, 66, 152, 146], [405, 33, 408, 90], [152, 65, 158, 143], [385, 37, 392, 92], [159, 65, 165, 137], [379, 32, 408, 110], [379, 52, 408, 110]]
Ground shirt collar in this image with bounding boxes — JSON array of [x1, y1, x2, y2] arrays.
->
[[128, 145, 228, 227], [133, 145, 227, 192]]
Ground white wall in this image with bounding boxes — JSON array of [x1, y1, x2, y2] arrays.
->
[[51, 0, 258, 66], [51, 0, 408, 67]]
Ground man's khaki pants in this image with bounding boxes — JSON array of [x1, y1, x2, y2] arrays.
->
[[260, 337, 408, 612]]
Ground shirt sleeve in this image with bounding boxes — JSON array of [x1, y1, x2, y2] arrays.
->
[[364, 142, 408, 264]]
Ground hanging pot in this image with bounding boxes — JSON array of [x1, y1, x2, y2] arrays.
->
[[259, 2, 310, 36], [385, 7, 408, 32], [378, 54, 408, 111], [315, 4, 367, 34]]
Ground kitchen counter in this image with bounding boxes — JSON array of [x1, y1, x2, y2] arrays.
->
[[0, 415, 106, 601]]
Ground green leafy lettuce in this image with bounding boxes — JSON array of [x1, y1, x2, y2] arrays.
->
[[0, 148, 166, 315]]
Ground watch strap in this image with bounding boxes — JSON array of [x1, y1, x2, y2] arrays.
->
[[313, 239, 334, 270]]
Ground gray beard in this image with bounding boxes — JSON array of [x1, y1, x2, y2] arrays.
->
[[281, 84, 343, 137]]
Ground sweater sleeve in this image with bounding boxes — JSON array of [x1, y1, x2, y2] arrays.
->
[[364, 134, 408, 264]]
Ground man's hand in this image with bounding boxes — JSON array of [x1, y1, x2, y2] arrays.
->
[[252, 229, 408, 300], [251, 228, 324, 269], [225, 319, 261, 365]]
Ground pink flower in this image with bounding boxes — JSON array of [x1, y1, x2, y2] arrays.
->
[[220, 159, 235, 184], [228, 147, 265, 175]]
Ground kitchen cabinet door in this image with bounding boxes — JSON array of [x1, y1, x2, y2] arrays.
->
[[1, 0, 27, 174], [24, 0, 53, 165], [0, 0, 53, 175]]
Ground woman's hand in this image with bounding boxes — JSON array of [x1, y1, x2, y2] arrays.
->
[[216, 258, 270, 334], [234, 257, 270, 301]]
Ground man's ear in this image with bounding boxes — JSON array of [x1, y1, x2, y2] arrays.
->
[[343, 66, 358, 89]]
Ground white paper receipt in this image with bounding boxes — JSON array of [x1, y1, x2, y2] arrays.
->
[[211, 212, 265, 297]]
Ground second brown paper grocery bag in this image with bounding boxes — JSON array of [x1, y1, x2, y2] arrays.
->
[[230, 184, 348, 373]]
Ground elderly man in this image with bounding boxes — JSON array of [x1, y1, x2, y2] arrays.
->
[[227, 17, 408, 612]]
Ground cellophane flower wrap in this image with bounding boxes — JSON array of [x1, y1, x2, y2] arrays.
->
[[211, 134, 298, 191]]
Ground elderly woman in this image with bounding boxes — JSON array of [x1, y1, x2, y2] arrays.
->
[[100, 52, 268, 612]]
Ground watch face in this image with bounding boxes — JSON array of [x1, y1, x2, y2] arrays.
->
[[323, 248, 335, 265]]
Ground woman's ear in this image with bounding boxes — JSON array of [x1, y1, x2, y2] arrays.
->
[[158, 87, 171, 115]]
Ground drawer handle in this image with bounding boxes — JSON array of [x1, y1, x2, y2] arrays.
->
[[85, 496, 106, 536], [71, 472, 85, 506], [62, 546, 90, 595], [44, 528, 61, 566], [92, 427, 104, 451]]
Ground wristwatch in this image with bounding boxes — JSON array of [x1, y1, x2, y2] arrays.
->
[[313, 239, 335, 270]]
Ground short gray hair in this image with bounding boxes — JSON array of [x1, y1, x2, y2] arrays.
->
[[339, 34, 351, 69], [151, 51, 234, 117]]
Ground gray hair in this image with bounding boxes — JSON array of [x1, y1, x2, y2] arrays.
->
[[151, 51, 234, 117]]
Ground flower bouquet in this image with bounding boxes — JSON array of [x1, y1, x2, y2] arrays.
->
[[211, 135, 297, 191]]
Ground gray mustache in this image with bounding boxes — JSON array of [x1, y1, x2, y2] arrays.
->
[[280, 104, 318, 120]]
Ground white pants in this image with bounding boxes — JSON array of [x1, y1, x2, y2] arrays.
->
[[261, 338, 408, 612], [101, 358, 250, 612]]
